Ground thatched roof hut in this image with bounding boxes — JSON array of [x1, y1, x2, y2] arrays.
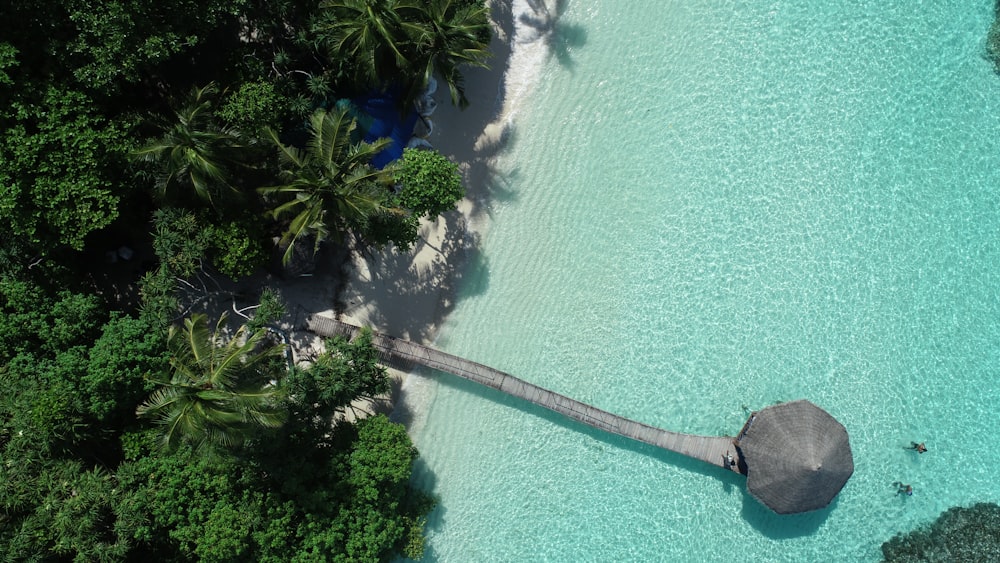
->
[[736, 400, 854, 514]]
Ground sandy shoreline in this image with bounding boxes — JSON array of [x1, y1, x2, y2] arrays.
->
[[267, 0, 560, 427], [336, 1, 515, 344], [336, 0, 564, 335]]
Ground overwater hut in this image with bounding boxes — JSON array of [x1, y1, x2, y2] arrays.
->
[[307, 317, 855, 515], [735, 400, 854, 514]]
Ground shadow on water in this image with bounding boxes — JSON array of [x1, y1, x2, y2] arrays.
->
[[409, 365, 836, 542], [518, 0, 588, 70], [740, 495, 836, 539]]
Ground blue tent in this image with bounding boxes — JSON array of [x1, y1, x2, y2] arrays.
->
[[348, 94, 419, 169]]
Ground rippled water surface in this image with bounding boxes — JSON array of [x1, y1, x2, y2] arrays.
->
[[409, 2, 1000, 561]]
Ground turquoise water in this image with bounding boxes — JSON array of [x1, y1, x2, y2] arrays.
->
[[411, 1, 1000, 561]]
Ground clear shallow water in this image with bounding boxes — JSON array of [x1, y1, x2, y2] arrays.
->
[[410, 1, 1000, 561]]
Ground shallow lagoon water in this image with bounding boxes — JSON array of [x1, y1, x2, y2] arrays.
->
[[409, 2, 1000, 561]]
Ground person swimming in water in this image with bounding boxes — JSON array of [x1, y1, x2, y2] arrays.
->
[[892, 481, 914, 496]]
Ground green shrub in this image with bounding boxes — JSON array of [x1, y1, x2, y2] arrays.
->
[[207, 219, 268, 280], [219, 80, 286, 134], [396, 148, 465, 218]]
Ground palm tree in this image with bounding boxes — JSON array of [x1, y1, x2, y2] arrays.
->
[[318, 0, 491, 108], [132, 83, 251, 209], [403, 0, 492, 108], [136, 313, 286, 451], [319, 0, 412, 89], [259, 108, 400, 264]]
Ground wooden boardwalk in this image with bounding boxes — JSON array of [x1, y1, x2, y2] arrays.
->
[[308, 316, 744, 475]]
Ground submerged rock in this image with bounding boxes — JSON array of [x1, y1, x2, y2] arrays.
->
[[881, 503, 1000, 562]]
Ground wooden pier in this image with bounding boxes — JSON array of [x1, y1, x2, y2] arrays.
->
[[308, 316, 744, 475]]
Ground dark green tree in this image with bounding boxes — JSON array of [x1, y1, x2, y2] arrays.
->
[[4, 0, 248, 93], [0, 279, 105, 364], [319, 0, 412, 89], [132, 83, 253, 210], [205, 215, 270, 280], [0, 451, 132, 561], [136, 313, 286, 451], [84, 313, 168, 424], [114, 444, 262, 561], [0, 87, 129, 253], [286, 328, 390, 425], [405, 0, 492, 108], [259, 108, 400, 263], [341, 414, 425, 561], [318, 0, 491, 107], [218, 79, 290, 136]]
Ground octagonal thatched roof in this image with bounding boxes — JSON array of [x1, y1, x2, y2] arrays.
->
[[737, 400, 854, 514]]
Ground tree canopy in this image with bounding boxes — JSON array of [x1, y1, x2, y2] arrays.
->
[[0, 0, 492, 558], [0, 280, 432, 560]]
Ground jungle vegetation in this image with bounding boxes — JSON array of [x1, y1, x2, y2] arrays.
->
[[0, 0, 489, 559]]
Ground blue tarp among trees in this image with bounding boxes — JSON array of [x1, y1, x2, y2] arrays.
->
[[339, 94, 419, 169]]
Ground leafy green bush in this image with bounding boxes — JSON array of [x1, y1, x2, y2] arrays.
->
[[0, 88, 128, 252], [396, 147, 465, 218], [0, 280, 104, 362], [207, 218, 268, 280], [219, 80, 287, 134], [882, 503, 1000, 562], [85, 313, 167, 423]]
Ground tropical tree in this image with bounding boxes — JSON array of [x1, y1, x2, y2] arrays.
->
[[396, 147, 465, 217], [286, 329, 389, 424], [259, 107, 400, 263], [404, 0, 491, 108], [319, 0, 412, 90], [318, 0, 491, 108], [132, 83, 252, 209], [0, 87, 128, 253], [137, 313, 286, 451]]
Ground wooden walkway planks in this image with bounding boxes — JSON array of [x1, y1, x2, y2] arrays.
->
[[307, 316, 744, 474]]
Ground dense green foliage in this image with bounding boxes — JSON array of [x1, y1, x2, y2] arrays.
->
[[260, 108, 401, 262], [137, 313, 287, 451], [1, 0, 490, 558], [3, 0, 489, 264], [133, 83, 254, 209], [319, 0, 491, 107], [1, 277, 431, 559], [397, 147, 466, 217], [881, 503, 1000, 562], [219, 80, 290, 135], [0, 87, 130, 251]]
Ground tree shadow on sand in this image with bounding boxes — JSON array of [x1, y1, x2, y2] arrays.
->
[[339, 209, 490, 345]]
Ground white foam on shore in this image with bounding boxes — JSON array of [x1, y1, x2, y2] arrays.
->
[[498, 0, 558, 128]]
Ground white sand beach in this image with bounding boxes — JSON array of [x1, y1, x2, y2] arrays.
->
[[337, 0, 560, 337], [243, 0, 559, 422], [336, 4, 514, 344]]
